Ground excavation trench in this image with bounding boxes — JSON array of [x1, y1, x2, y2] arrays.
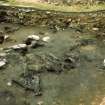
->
[[0, 5, 105, 105]]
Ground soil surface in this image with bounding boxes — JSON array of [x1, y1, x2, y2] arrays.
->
[[0, 3, 105, 105], [0, 22, 105, 105], [15, 0, 47, 3]]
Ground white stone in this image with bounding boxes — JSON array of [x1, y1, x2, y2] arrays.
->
[[7, 81, 12, 86], [37, 101, 43, 105], [11, 44, 27, 49], [0, 59, 7, 68], [0, 53, 7, 57], [2, 3, 10, 6], [28, 35, 40, 41], [92, 27, 99, 31], [68, 18, 72, 22], [46, 11, 51, 14], [0, 61, 6, 67], [4, 35, 9, 40], [0, 48, 3, 51], [42, 36, 50, 42], [103, 59, 105, 67]]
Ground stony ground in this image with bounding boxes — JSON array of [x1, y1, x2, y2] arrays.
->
[[0, 22, 105, 105], [15, 0, 46, 3], [0, 2, 105, 105]]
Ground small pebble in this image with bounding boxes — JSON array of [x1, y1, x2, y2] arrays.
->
[[103, 59, 105, 67], [37, 101, 43, 105], [7, 81, 12, 86], [92, 27, 99, 31], [42, 36, 50, 42], [28, 35, 40, 41], [4, 35, 9, 40], [0, 59, 7, 68]]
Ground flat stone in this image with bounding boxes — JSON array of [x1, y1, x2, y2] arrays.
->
[[4, 35, 9, 40], [10, 44, 27, 50], [0, 53, 7, 57], [27, 35, 40, 41], [7, 81, 12, 87], [42, 36, 50, 42], [0, 58, 7, 68], [37, 101, 44, 105], [92, 27, 99, 31]]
